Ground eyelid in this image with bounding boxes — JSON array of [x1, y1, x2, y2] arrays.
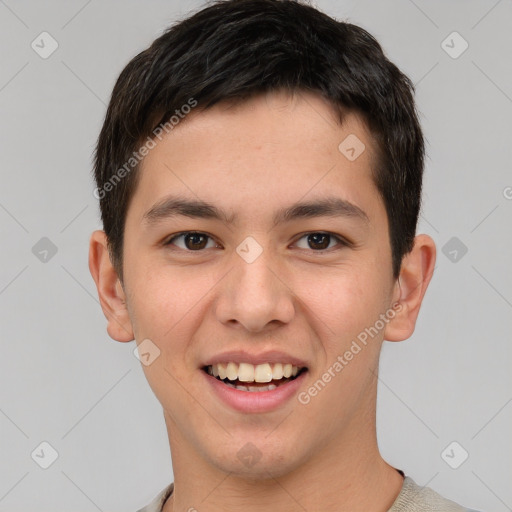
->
[[292, 231, 351, 250], [163, 231, 221, 249], [163, 230, 351, 252]]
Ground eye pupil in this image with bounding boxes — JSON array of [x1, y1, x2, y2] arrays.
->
[[185, 232, 208, 250], [308, 233, 330, 250]]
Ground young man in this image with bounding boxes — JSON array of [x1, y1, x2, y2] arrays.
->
[[88, 1, 481, 510]]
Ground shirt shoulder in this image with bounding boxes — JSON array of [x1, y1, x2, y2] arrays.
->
[[388, 476, 482, 512], [137, 477, 483, 512], [136, 482, 174, 512]]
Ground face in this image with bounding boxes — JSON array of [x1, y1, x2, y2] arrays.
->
[[118, 90, 402, 478]]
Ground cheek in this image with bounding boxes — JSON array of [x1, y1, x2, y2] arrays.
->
[[128, 268, 200, 402], [127, 265, 217, 362], [296, 264, 383, 336], [126, 264, 184, 340]]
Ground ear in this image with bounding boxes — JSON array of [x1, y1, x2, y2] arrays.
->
[[384, 234, 436, 342], [88, 230, 134, 342]]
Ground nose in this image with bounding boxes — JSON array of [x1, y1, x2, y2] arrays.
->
[[214, 245, 295, 332]]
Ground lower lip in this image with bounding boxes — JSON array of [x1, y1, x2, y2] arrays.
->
[[202, 369, 308, 413]]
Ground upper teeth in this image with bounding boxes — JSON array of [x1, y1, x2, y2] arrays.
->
[[208, 362, 301, 382]]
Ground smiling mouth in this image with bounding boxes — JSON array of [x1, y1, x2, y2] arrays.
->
[[202, 363, 308, 392]]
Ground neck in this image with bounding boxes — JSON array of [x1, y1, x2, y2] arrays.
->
[[162, 408, 404, 512]]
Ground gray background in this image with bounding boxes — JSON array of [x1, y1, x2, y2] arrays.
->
[[0, 0, 511, 510]]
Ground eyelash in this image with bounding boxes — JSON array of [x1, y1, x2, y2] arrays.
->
[[163, 231, 350, 253]]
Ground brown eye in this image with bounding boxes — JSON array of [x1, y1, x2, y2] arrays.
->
[[307, 233, 330, 250], [184, 233, 208, 250], [294, 232, 347, 251], [165, 232, 217, 251]]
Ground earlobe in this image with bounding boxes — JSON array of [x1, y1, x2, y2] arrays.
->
[[384, 234, 436, 342], [88, 230, 134, 342]]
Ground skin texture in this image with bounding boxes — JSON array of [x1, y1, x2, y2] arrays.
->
[[89, 90, 436, 512]]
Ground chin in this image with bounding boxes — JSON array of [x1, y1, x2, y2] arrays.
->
[[205, 437, 305, 481]]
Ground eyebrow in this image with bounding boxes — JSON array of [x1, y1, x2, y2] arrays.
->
[[142, 194, 370, 227]]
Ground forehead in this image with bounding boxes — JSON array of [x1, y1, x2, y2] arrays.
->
[[163, 90, 374, 152], [128, 90, 384, 229]]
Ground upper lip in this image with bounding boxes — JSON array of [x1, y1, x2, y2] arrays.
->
[[202, 350, 308, 369]]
